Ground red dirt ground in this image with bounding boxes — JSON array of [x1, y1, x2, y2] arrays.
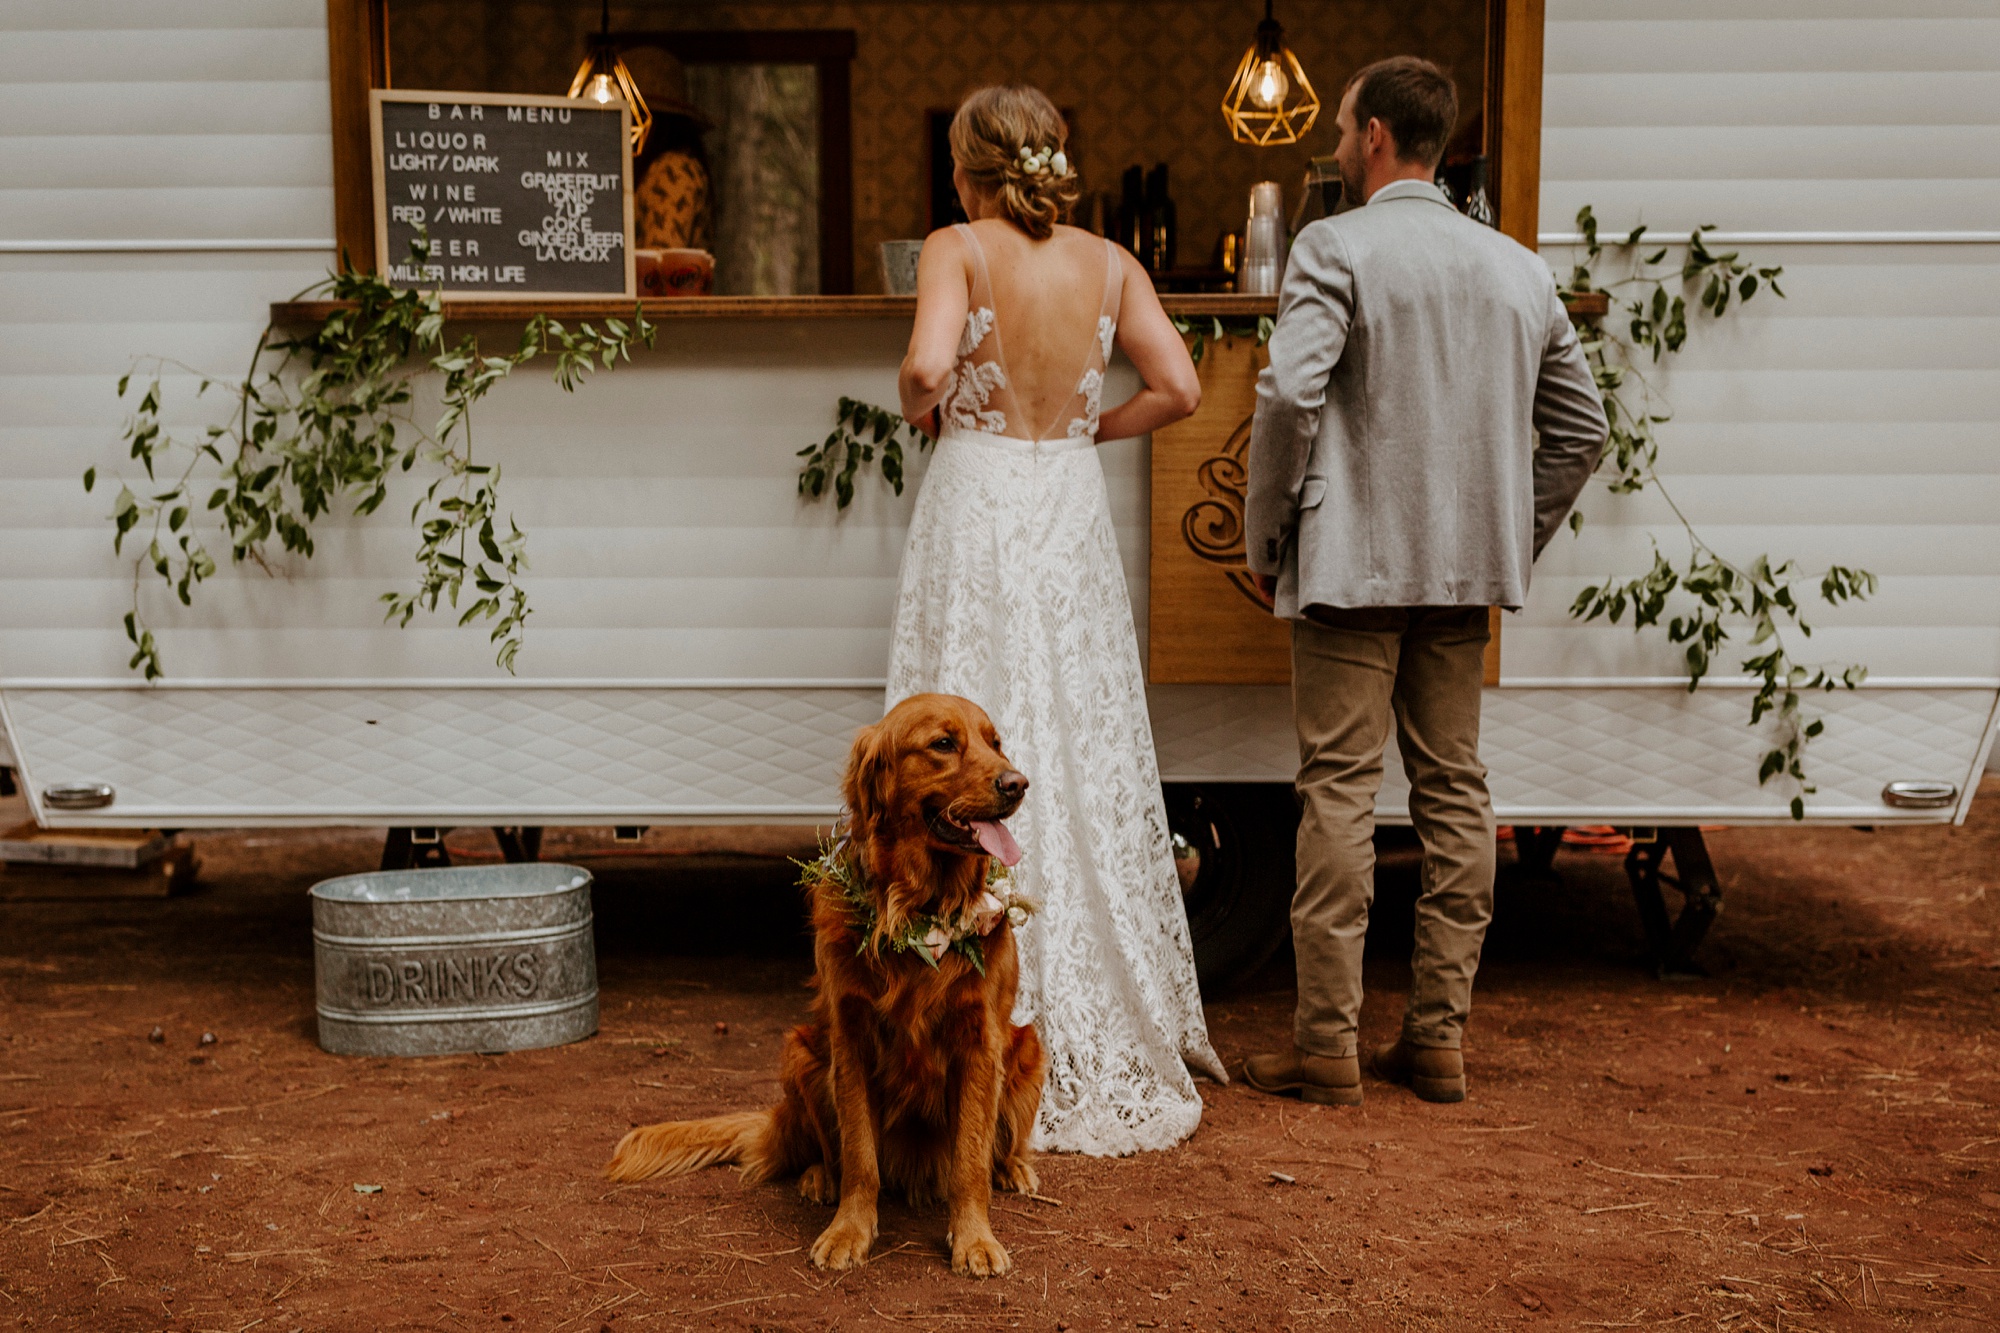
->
[[2, 780, 1997, 1332]]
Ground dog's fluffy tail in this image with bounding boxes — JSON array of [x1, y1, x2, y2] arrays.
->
[[604, 1110, 772, 1183]]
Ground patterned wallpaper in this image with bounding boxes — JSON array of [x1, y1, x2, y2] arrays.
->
[[386, 0, 1487, 292]]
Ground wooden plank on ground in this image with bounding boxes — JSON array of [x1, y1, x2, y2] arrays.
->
[[0, 844, 196, 901]]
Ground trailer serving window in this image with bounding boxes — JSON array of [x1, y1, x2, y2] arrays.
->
[[325, 1, 1550, 301]]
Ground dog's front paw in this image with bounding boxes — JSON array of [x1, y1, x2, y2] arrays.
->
[[993, 1156, 1039, 1195], [950, 1229, 1012, 1278], [798, 1163, 838, 1206], [809, 1215, 875, 1271]]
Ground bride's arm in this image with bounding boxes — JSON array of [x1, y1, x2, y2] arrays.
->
[[1096, 247, 1201, 442], [898, 230, 971, 432]]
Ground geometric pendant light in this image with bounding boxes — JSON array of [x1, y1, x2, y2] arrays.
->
[[567, 0, 653, 154], [1221, 0, 1321, 147]]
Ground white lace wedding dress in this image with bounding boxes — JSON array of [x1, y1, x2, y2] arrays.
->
[[885, 224, 1226, 1157]]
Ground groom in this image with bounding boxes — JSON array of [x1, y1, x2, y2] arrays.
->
[[1241, 57, 1607, 1105]]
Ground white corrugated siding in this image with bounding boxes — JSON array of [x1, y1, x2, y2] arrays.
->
[[0, 0, 339, 685], [1524, 1, 2000, 692], [0, 1, 334, 242]]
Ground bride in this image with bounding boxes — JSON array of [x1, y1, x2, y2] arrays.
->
[[887, 84, 1226, 1156]]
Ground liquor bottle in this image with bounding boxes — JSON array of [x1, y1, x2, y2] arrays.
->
[[1464, 155, 1494, 228], [1436, 152, 1493, 225], [1116, 166, 1147, 264], [1292, 155, 1340, 234], [1080, 190, 1114, 237], [1145, 163, 1177, 273], [1214, 230, 1243, 286]]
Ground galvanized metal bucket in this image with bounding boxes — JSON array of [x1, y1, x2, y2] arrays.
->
[[310, 863, 597, 1057]]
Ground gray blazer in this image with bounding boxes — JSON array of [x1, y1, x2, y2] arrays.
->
[[1244, 180, 1609, 615]]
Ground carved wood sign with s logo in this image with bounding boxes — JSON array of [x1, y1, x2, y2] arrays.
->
[[1179, 413, 1270, 611], [1147, 336, 1292, 685]]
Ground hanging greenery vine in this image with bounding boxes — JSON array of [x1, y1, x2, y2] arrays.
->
[[1171, 314, 1274, 365], [796, 397, 932, 509], [1558, 206, 1875, 818], [99, 253, 654, 678]]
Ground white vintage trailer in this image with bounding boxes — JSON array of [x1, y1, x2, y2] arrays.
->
[[1, 2, 1995, 982]]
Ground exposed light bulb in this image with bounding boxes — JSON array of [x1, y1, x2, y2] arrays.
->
[[567, 34, 654, 152], [1222, 4, 1318, 145], [1250, 57, 1290, 110]]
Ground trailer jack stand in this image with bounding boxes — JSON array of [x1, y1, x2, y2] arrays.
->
[[490, 827, 544, 863], [1623, 828, 1722, 979], [382, 827, 452, 871], [1512, 825, 1566, 878]]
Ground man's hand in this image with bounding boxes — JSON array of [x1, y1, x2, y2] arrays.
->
[[1251, 572, 1278, 607]]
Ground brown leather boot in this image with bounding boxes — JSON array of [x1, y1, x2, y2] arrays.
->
[[1242, 1049, 1362, 1106], [1370, 1039, 1465, 1102]]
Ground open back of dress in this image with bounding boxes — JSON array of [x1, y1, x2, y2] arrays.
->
[[943, 224, 1122, 444]]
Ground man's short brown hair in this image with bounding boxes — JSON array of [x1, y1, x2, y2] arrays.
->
[[1346, 57, 1459, 169]]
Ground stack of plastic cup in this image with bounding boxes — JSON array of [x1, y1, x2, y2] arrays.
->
[[1240, 181, 1286, 295]]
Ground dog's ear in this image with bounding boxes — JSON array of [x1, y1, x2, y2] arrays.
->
[[841, 718, 895, 846], [845, 717, 916, 951]]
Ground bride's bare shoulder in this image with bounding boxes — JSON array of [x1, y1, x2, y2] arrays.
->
[[922, 223, 969, 254], [916, 225, 975, 285]]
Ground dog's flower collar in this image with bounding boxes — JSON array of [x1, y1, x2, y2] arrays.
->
[[797, 829, 1035, 973], [917, 881, 1033, 963]]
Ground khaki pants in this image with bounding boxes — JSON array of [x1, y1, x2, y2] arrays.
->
[[1290, 606, 1496, 1058]]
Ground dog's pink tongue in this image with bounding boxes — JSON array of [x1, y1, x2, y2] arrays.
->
[[970, 820, 1022, 867]]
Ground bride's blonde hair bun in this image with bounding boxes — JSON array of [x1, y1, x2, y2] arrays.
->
[[949, 85, 1080, 241]]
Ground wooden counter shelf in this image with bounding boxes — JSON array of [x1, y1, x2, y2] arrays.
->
[[268, 290, 1610, 325], [1565, 290, 1611, 319], [268, 292, 1285, 324]]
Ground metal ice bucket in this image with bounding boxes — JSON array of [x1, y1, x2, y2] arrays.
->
[[310, 863, 598, 1057]]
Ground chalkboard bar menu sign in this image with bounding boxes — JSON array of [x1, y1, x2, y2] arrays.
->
[[369, 90, 635, 299]]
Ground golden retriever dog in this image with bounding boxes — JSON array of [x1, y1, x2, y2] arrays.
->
[[605, 693, 1047, 1277]]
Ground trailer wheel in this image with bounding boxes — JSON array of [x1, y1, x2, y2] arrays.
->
[[1164, 783, 1298, 995]]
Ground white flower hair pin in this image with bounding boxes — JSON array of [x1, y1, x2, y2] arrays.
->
[[1017, 144, 1068, 177]]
